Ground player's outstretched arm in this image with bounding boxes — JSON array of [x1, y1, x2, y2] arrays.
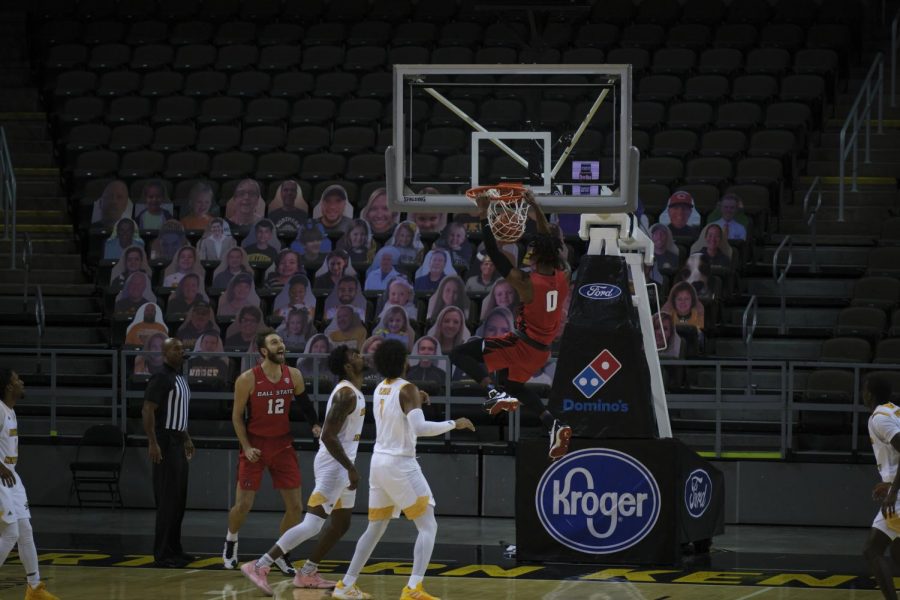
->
[[523, 189, 551, 235], [232, 370, 260, 462], [320, 388, 359, 489], [289, 366, 321, 437], [400, 383, 475, 436]]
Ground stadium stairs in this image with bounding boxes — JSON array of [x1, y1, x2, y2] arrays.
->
[[0, 8, 110, 425]]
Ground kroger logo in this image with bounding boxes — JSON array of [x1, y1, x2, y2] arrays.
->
[[684, 469, 712, 518], [579, 283, 622, 300], [535, 448, 660, 554], [572, 349, 622, 398]]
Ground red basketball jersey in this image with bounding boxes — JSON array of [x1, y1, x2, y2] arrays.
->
[[247, 364, 294, 437], [517, 269, 569, 345]]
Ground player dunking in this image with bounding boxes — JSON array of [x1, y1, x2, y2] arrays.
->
[[241, 345, 367, 595], [332, 340, 475, 600], [223, 327, 321, 576], [449, 188, 572, 459]]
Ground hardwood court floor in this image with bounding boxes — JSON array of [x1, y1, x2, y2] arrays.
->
[[0, 509, 887, 599], [0, 567, 887, 599]]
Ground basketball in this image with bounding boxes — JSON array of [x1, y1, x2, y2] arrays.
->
[[492, 211, 523, 243]]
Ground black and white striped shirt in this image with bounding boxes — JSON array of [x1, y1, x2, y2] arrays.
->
[[144, 364, 191, 433]]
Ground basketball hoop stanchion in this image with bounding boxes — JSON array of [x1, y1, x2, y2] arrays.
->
[[515, 149, 724, 566]]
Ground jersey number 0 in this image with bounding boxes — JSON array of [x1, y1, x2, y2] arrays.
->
[[545, 290, 558, 312]]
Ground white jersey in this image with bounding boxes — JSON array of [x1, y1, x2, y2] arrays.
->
[[317, 380, 366, 467], [869, 402, 900, 482], [0, 402, 18, 472], [373, 377, 416, 458]]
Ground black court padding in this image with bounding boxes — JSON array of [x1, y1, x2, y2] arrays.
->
[[547, 253, 657, 438], [516, 437, 725, 565]]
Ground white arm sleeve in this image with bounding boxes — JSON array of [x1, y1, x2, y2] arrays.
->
[[407, 408, 455, 437]]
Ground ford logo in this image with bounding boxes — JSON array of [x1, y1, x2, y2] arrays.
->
[[535, 448, 660, 554], [579, 283, 622, 300], [684, 468, 712, 518]]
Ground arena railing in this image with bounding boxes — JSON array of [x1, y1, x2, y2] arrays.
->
[[13, 349, 883, 459], [839, 52, 884, 221], [0, 126, 16, 269], [772, 235, 792, 334], [801, 176, 822, 273], [118, 350, 518, 443], [0, 348, 118, 436], [741, 294, 758, 395], [786, 360, 897, 456], [892, 7, 899, 107], [662, 358, 788, 458], [19, 231, 31, 311]]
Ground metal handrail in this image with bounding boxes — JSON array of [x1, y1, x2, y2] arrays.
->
[[20, 231, 31, 312], [741, 295, 758, 395], [772, 235, 792, 335], [839, 53, 884, 221], [802, 176, 822, 273], [34, 285, 45, 374], [12, 345, 900, 458], [892, 8, 899, 107], [0, 127, 16, 269]]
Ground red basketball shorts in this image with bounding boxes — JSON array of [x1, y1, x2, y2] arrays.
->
[[237, 433, 301, 491], [482, 333, 549, 383]]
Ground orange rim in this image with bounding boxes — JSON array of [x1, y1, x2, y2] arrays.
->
[[465, 183, 526, 202]]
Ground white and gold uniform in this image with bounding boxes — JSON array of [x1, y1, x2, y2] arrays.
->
[[870, 402, 900, 537], [308, 380, 366, 514], [0, 401, 29, 524], [368, 378, 434, 520]]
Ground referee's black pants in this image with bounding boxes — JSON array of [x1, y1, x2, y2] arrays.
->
[[153, 430, 189, 562]]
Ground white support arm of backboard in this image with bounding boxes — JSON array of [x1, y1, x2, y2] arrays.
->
[[580, 213, 654, 266], [422, 86, 530, 169], [551, 88, 609, 178]]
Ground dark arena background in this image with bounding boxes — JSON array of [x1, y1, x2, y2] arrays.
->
[[0, 0, 899, 597]]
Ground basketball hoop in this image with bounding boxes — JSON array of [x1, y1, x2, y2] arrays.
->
[[465, 183, 529, 243]]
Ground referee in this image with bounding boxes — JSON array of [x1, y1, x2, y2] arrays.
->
[[142, 337, 195, 568]]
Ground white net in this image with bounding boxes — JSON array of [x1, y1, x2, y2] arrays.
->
[[486, 194, 529, 243]]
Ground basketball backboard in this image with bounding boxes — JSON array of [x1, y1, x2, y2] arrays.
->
[[386, 64, 637, 214]]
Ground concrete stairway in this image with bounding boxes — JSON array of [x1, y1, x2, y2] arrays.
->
[[0, 8, 100, 364]]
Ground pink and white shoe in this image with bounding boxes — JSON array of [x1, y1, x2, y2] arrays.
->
[[240, 561, 273, 596], [293, 569, 337, 589]]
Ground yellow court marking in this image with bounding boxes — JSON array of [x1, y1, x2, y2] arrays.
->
[[0, 566, 885, 600]]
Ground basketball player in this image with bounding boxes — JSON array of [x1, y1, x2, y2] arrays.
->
[[449, 188, 572, 459], [223, 328, 321, 576], [0, 370, 59, 600], [332, 340, 475, 600], [241, 345, 366, 595], [863, 374, 900, 600]]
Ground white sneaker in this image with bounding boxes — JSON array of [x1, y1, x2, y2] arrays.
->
[[484, 389, 520, 416], [273, 554, 296, 576], [549, 420, 572, 460], [331, 580, 373, 599], [222, 539, 238, 569]]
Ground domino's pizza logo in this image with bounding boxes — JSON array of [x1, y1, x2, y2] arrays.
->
[[684, 469, 712, 518], [579, 283, 622, 300], [572, 350, 621, 398], [535, 448, 661, 554]]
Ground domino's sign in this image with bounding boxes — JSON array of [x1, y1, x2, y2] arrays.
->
[[579, 283, 622, 300], [684, 469, 712, 518], [535, 448, 661, 554], [572, 349, 622, 398]]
